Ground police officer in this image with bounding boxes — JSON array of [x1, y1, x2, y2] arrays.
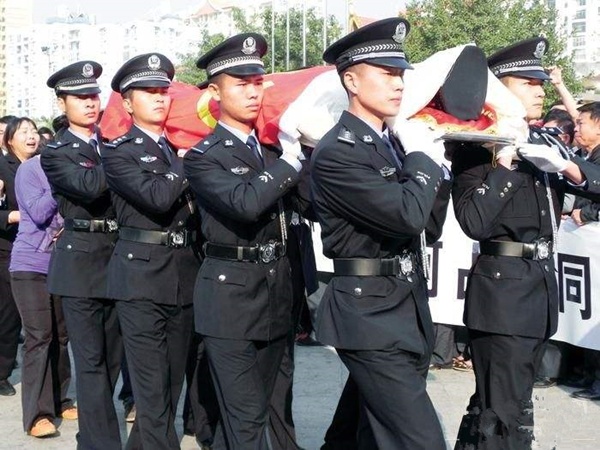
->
[[311, 18, 451, 449], [41, 61, 122, 449], [101, 53, 200, 449], [183, 33, 310, 449], [452, 38, 600, 449]]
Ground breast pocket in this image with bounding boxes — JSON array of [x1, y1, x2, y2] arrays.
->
[[504, 174, 533, 219]]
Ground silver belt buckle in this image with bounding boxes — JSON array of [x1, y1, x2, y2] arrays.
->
[[535, 240, 551, 260], [105, 219, 119, 233], [396, 253, 415, 277], [169, 231, 185, 248], [260, 243, 277, 263]]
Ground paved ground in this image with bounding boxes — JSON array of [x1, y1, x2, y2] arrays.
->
[[1, 344, 599, 449]]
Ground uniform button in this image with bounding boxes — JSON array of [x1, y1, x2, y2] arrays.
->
[[153, 170, 158, 174], [354, 287, 362, 296], [499, 192, 505, 198], [544, 265, 549, 272], [270, 213, 277, 220], [218, 274, 226, 282], [269, 268, 276, 276], [127, 253, 133, 260], [494, 272, 501, 279], [178, 220, 184, 226], [66, 244, 72, 250], [541, 209, 546, 216], [287, 177, 292, 182], [503, 187, 508, 193], [535, 180, 541, 187], [507, 182, 512, 188]]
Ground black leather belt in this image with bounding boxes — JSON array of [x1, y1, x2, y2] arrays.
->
[[64, 218, 118, 233], [204, 241, 286, 264], [333, 252, 418, 279], [119, 227, 195, 248], [479, 239, 553, 260]]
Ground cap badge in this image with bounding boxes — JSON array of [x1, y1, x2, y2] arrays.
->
[[392, 23, 407, 44], [82, 63, 94, 78], [533, 41, 546, 59], [242, 37, 257, 55], [148, 54, 161, 71]]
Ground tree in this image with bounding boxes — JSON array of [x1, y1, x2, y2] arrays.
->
[[177, 5, 342, 87], [403, 0, 583, 107]]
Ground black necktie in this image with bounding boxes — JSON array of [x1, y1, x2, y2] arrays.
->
[[89, 138, 99, 155], [158, 136, 173, 164], [246, 135, 263, 167], [382, 134, 403, 169]]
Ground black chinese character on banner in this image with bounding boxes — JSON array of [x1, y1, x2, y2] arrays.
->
[[558, 253, 591, 320], [427, 241, 443, 298]]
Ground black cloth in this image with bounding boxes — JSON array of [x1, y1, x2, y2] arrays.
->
[[0, 250, 19, 380], [455, 331, 544, 450], [101, 125, 200, 449], [573, 145, 600, 223], [10, 272, 72, 431], [61, 296, 122, 450], [117, 300, 193, 450], [204, 335, 286, 450], [0, 154, 22, 381], [450, 129, 600, 449], [40, 129, 117, 299], [311, 110, 451, 449]]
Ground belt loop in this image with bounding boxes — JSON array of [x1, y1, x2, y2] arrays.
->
[[237, 246, 244, 261]]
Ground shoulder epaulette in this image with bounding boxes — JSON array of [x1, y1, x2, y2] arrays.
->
[[190, 135, 221, 154], [104, 134, 133, 149], [337, 127, 355, 145], [45, 140, 70, 150]]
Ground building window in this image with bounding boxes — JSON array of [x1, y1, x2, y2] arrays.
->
[[572, 22, 586, 33], [573, 35, 586, 47], [573, 49, 585, 60], [577, 0, 586, 5], [574, 9, 586, 20]]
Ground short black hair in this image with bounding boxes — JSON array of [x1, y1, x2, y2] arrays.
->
[[0, 115, 18, 125], [543, 109, 574, 143], [577, 102, 600, 122], [38, 126, 54, 137], [51, 114, 69, 133]]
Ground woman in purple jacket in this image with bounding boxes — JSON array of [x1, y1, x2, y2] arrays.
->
[[10, 145, 75, 438]]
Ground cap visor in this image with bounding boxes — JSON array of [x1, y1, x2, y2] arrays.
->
[[225, 65, 266, 77], [365, 58, 413, 70], [58, 87, 101, 95], [505, 70, 551, 81], [125, 80, 171, 91]]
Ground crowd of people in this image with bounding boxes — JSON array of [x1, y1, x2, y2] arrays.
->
[[1, 14, 600, 450]]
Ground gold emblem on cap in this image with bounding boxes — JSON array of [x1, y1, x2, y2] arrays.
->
[[148, 54, 161, 70], [392, 23, 407, 44], [242, 37, 257, 55], [82, 63, 94, 78], [533, 41, 546, 59]]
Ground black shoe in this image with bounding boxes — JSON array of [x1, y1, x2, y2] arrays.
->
[[0, 379, 16, 396], [295, 333, 322, 347], [533, 376, 557, 389], [561, 375, 594, 389], [572, 387, 600, 400]]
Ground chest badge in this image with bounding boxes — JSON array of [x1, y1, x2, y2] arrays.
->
[[379, 166, 396, 177], [231, 166, 250, 175], [140, 155, 157, 163], [79, 161, 94, 168]]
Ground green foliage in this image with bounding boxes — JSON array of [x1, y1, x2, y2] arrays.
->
[[403, 0, 583, 108], [176, 6, 342, 87]]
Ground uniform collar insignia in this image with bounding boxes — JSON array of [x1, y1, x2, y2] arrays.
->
[[140, 155, 157, 163], [363, 134, 373, 143], [72, 142, 80, 148], [135, 137, 144, 144], [231, 166, 250, 175], [379, 166, 396, 177], [224, 139, 234, 147]]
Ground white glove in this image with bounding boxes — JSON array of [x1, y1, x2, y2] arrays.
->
[[393, 119, 446, 166], [517, 143, 570, 173], [494, 145, 518, 161]]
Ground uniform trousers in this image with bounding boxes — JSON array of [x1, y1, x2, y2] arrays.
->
[[117, 299, 193, 450], [204, 335, 287, 450], [455, 330, 545, 450], [10, 271, 72, 431], [62, 295, 122, 450], [0, 250, 20, 381], [337, 347, 446, 450]]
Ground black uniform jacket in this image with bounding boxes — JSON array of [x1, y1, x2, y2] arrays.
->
[[183, 124, 312, 342], [0, 153, 20, 251], [452, 131, 600, 339], [574, 145, 600, 223], [101, 125, 200, 305], [311, 111, 452, 354], [41, 129, 116, 298]]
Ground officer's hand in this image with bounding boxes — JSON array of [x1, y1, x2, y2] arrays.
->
[[393, 119, 445, 166], [493, 145, 518, 169], [0, 179, 4, 192], [517, 143, 569, 173], [571, 208, 584, 226]]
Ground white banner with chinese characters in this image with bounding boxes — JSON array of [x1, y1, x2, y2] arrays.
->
[[313, 204, 600, 351]]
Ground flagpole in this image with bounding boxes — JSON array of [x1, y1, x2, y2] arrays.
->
[[322, 0, 327, 60], [302, 0, 306, 66], [286, 3, 290, 71], [271, 0, 275, 73]]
